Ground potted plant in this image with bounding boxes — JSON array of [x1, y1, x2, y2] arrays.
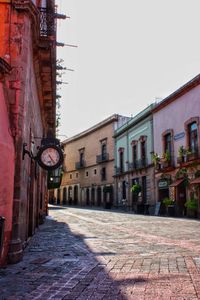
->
[[160, 150, 171, 168], [152, 153, 160, 169], [165, 149, 171, 162], [162, 197, 175, 216], [178, 146, 186, 163], [185, 198, 198, 218]]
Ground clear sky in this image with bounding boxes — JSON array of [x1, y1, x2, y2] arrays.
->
[[55, 0, 200, 139]]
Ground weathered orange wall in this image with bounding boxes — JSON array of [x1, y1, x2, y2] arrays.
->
[[0, 3, 11, 62]]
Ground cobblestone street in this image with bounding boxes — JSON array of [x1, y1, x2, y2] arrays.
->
[[1, 206, 200, 299]]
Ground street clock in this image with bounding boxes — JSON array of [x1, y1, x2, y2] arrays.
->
[[37, 144, 64, 171]]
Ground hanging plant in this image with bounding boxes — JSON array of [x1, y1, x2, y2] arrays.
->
[[130, 183, 142, 194]]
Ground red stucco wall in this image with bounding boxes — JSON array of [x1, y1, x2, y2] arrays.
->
[[0, 83, 15, 266]]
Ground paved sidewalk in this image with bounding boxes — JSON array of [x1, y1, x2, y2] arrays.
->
[[0, 206, 200, 299]]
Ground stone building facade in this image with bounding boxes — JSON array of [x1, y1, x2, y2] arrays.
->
[[0, 0, 58, 265], [152, 74, 200, 217], [113, 105, 155, 213], [55, 115, 129, 208]]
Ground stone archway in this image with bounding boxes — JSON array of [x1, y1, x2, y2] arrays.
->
[[86, 188, 90, 206], [63, 187, 67, 205], [68, 186, 72, 205], [97, 187, 102, 206], [91, 187, 95, 206], [74, 185, 78, 205]]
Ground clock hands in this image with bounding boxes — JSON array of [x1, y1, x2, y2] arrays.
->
[[48, 154, 56, 164]]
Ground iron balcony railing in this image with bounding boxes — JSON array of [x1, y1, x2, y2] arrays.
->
[[39, 7, 56, 37], [177, 149, 199, 164], [75, 160, 86, 169], [128, 158, 148, 171], [115, 167, 124, 176], [96, 153, 109, 163]]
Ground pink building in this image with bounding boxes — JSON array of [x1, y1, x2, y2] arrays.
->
[[152, 75, 200, 217]]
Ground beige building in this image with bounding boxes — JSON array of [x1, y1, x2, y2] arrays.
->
[[55, 114, 129, 207]]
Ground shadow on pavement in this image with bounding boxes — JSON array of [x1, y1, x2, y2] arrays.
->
[[0, 217, 130, 299], [0, 210, 191, 300]]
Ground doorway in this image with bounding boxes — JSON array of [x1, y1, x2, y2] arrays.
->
[[74, 185, 78, 205], [177, 184, 186, 217], [97, 187, 102, 206]]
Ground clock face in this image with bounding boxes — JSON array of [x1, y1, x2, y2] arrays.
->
[[41, 148, 60, 167], [37, 145, 63, 170]]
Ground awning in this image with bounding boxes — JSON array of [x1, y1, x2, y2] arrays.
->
[[169, 179, 184, 187], [190, 177, 200, 185]]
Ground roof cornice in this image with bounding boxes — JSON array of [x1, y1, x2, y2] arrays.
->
[[62, 114, 120, 145], [152, 74, 200, 113]]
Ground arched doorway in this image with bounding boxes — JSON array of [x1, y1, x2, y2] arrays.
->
[[91, 187, 95, 206], [103, 185, 113, 209], [68, 186, 72, 205], [86, 188, 90, 205], [63, 187, 67, 205], [97, 187, 102, 206], [74, 185, 78, 205]]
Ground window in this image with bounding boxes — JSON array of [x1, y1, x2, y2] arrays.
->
[[101, 143, 107, 159], [76, 173, 79, 178], [132, 144, 137, 162], [80, 152, 84, 165], [164, 133, 172, 161], [79, 148, 85, 167], [101, 167, 106, 181], [131, 140, 138, 169], [94, 169, 97, 175], [141, 141, 146, 161], [164, 133, 172, 154], [162, 130, 173, 163], [85, 171, 89, 177], [139, 136, 147, 164], [119, 152, 124, 173], [69, 174, 72, 179], [188, 122, 198, 153]]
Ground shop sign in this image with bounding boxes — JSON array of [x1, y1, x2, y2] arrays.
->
[[174, 132, 185, 141], [158, 179, 169, 189]]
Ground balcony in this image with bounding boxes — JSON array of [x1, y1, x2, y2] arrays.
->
[[128, 158, 148, 171], [96, 153, 109, 163], [156, 157, 174, 172], [128, 161, 138, 171], [75, 160, 86, 169], [137, 158, 148, 169], [115, 167, 124, 176], [186, 151, 199, 162], [177, 150, 199, 165]]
